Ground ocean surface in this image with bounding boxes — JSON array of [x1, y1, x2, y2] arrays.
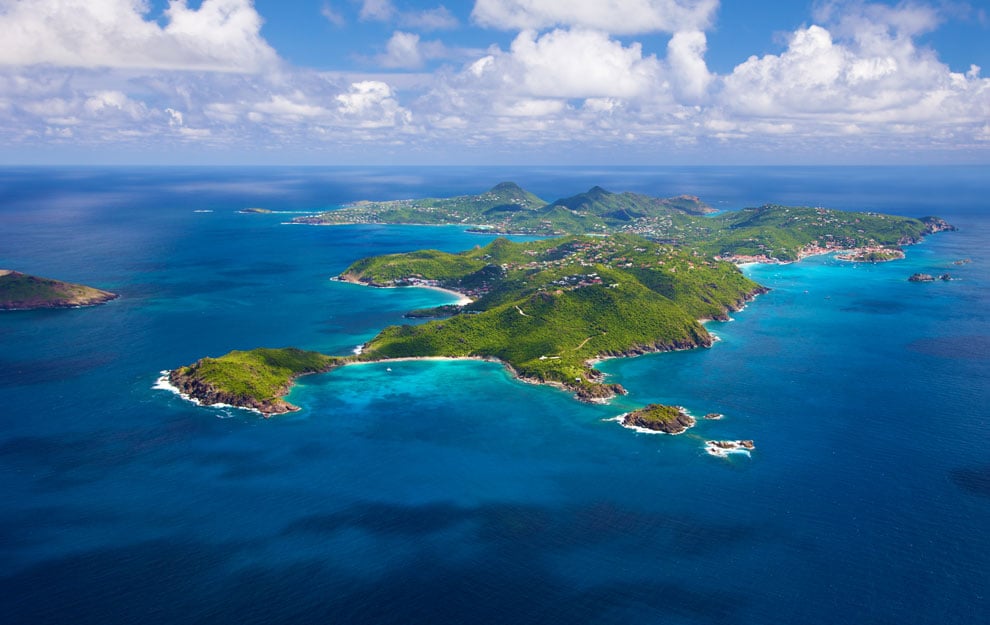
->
[[1, 166, 987, 624]]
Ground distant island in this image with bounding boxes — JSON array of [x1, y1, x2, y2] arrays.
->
[[0, 270, 117, 310], [292, 181, 714, 236], [293, 182, 955, 262], [163, 183, 956, 417]]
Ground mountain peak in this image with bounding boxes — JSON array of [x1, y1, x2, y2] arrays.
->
[[489, 181, 525, 194]]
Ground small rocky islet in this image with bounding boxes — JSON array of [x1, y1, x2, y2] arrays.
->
[[621, 404, 696, 434]]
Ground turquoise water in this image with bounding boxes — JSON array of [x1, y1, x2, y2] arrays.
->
[[1, 167, 988, 624]]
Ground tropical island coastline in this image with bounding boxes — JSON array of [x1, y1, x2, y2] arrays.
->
[[161, 184, 955, 418]]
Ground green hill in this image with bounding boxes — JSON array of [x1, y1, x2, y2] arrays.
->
[[293, 182, 714, 235], [168, 234, 764, 412], [0, 270, 117, 310], [294, 183, 953, 260], [346, 235, 764, 400], [293, 181, 547, 227], [168, 348, 343, 415]]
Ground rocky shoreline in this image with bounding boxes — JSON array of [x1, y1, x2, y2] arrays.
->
[[166, 368, 304, 415]]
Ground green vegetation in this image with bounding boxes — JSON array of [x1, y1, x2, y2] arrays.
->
[[296, 183, 954, 261], [347, 235, 762, 399], [690, 206, 952, 262], [294, 182, 713, 235], [622, 403, 696, 434], [0, 270, 117, 310], [342, 249, 486, 285], [169, 187, 958, 415], [836, 247, 905, 262], [295, 181, 548, 228], [168, 348, 342, 415]]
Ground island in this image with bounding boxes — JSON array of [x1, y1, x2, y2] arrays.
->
[[619, 404, 696, 434], [0, 270, 118, 310], [294, 182, 954, 262], [163, 183, 956, 418], [292, 181, 714, 236], [908, 273, 952, 282], [166, 348, 344, 415], [239, 207, 273, 214]]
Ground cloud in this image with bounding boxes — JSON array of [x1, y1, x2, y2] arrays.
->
[[359, 1, 458, 30], [321, 2, 346, 27], [0, 0, 278, 72], [666, 30, 712, 103], [719, 15, 988, 129], [336, 81, 413, 128], [471, 0, 718, 34], [0, 0, 986, 161], [359, 0, 396, 21], [374, 31, 476, 69], [814, 0, 942, 38], [471, 29, 663, 99], [400, 6, 459, 31]]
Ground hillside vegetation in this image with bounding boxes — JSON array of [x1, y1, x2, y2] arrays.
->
[[168, 348, 343, 415], [294, 182, 714, 236], [296, 183, 953, 261], [348, 235, 764, 400], [0, 270, 117, 310]]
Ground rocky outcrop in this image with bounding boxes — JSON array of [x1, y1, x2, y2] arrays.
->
[[167, 369, 298, 415], [705, 440, 755, 457], [909, 273, 952, 282], [920, 216, 957, 234], [573, 382, 627, 402], [622, 404, 696, 434], [595, 333, 715, 360]]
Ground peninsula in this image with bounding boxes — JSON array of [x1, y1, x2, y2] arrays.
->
[[165, 184, 955, 416], [0, 270, 118, 310], [166, 234, 764, 413]]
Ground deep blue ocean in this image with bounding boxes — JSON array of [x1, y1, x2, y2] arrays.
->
[[1, 166, 987, 624]]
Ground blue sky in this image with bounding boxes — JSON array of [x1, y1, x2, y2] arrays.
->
[[0, 0, 987, 165]]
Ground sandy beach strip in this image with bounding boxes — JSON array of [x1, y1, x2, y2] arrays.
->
[[335, 274, 473, 305]]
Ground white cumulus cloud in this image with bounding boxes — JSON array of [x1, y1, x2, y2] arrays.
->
[[336, 81, 413, 128], [0, 0, 278, 72], [477, 29, 663, 99], [666, 30, 712, 103], [720, 16, 989, 128]]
